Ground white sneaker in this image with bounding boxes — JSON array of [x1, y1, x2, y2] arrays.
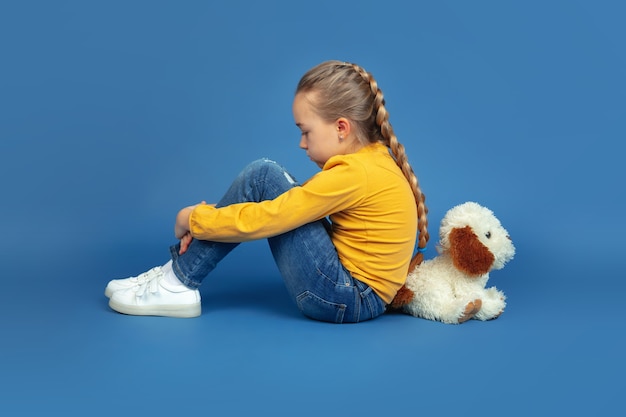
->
[[108, 268, 201, 318], [104, 267, 163, 298]]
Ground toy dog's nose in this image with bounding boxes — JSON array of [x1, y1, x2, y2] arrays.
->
[[506, 235, 511, 240]]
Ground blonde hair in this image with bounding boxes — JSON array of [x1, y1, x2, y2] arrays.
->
[[296, 60, 429, 269]]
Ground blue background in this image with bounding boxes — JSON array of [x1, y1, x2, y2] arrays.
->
[[1, 0, 624, 415]]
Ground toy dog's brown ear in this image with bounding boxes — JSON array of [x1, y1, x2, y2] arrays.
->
[[389, 285, 414, 309], [449, 226, 494, 276]]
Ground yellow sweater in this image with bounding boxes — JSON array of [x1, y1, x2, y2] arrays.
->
[[189, 142, 417, 303]]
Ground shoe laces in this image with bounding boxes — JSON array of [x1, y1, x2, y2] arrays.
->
[[133, 267, 162, 297]]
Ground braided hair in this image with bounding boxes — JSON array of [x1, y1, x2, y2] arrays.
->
[[296, 60, 429, 270]]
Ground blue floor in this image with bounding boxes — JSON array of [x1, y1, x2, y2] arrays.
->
[[1, 1, 624, 416]]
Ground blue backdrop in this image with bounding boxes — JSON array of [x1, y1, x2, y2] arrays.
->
[[1, 1, 624, 416]]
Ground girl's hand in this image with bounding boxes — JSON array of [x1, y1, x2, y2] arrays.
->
[[175, 201, 207, 239], [175, 201, 209, 254], [179, 232, 193, 255]]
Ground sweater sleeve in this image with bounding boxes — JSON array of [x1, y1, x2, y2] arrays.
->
[[188, 158, 366, 242]]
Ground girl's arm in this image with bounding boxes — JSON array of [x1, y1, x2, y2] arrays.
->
[[188, 160, 366, 242]]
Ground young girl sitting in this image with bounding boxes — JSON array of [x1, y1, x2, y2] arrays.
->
[[105, 60, 429, 323]]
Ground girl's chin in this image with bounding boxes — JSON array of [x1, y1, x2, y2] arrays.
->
[[311, 159, 324, 168], [305, 153, 325, 168]]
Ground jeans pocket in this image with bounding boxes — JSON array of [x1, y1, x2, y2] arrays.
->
[[296, 291, 346, 323], [354, 279, 386, 320]]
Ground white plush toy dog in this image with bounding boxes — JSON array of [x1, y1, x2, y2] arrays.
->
[[391, 202, 515, 324]]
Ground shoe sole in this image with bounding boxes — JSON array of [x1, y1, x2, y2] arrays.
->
[[108, 298, 201, 318]]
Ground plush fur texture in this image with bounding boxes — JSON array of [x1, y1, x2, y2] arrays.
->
[[395, 202, 515, 324]]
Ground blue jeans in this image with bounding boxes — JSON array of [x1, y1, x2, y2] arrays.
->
[[169, 158, 386, 323]]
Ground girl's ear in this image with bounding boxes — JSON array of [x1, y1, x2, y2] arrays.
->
[[336, 117, 351, 137]]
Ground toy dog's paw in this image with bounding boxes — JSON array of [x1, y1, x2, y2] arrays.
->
[[458, 299, 482, 323], [389, 285, 415, 309], [488, 294, 506, 320], [490, 309, 504, 320]]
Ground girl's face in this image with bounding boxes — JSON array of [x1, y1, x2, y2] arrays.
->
[[292, 92, 348, 168]]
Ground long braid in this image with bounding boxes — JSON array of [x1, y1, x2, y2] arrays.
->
[[350, 63, 429, 271]]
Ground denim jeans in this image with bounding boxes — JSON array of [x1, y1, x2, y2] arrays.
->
[[169, 158, 386, 323]]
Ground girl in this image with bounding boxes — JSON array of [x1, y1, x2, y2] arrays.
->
[[105, 60, 429, 323]]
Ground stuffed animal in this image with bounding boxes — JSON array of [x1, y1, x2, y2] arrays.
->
[[391, 202, 515, 324]]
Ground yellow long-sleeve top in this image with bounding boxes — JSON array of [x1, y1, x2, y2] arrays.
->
[[189, 142, 418, 304]]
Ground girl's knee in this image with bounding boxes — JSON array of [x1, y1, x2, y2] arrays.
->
[[245, 158, 297, 186], [245, 158, 279, 175]]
